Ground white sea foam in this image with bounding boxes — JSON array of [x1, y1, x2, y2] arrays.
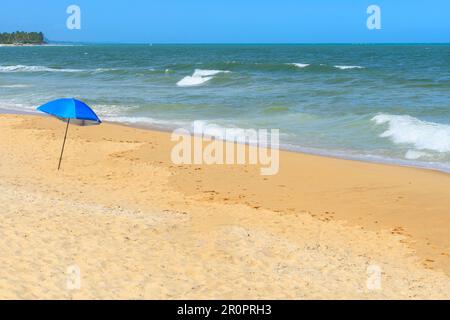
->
[[93, 68, 119, 73], [177, 69, 230, 87], [192, 69, 230, 77], [290, 63, 310, 68], [0, 84, 30, 88], [0, 65, 126, 74], [372, 114, 450, 153], [93, 104, 141, 117], [334, 65, 364, 70], [177, 76, 214, 87], [186, 120, 282, 148], [104, 116, 189, 128], [0, 65, 81, 73], [0, 101, 36, 113], [405, 150, 429, 160]]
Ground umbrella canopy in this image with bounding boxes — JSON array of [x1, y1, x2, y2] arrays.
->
[[37, 98, 102, 170], [37, 98, 101, 126]]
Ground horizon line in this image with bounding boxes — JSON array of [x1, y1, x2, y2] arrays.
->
[[48, 40, 450, 45]]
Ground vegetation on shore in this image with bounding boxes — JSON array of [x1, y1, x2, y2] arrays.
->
[[0, 31, 46, 45]]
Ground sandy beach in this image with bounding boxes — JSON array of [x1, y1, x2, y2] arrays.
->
[[1, 113, 450, 299]]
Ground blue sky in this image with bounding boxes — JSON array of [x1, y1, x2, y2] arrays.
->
[[1, 0, 449, 43]]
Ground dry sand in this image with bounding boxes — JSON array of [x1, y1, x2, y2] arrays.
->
[[0, 114, 449, 299]]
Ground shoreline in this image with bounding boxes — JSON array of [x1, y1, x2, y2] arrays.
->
[[3, 109, 450, 176], [112, 120, 450, 175], [1, 113, 450, 298]]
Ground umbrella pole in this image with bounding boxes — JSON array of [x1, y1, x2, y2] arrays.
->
[[58, 118, 70, 170]]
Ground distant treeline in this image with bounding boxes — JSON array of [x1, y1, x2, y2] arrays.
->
[[0, 31, 45, 44]]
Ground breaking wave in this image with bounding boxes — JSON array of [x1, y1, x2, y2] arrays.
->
[[0, 65, 82, 73], [177, 69, 230, 87], [334, 65, 364, 70], [372, 114, 450, 153]]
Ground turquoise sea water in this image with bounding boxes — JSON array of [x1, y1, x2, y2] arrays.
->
[[1, 44, 450, 171]]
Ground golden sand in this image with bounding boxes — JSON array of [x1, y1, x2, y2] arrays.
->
[[0, 114, 449, 299]]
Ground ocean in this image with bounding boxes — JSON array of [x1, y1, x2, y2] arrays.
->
[[1, 44, 449, 171]]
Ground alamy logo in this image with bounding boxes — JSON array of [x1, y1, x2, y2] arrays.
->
[[367, 5, 382, 30], [67, 5, 81, 30], [171, 121, 280, 176]]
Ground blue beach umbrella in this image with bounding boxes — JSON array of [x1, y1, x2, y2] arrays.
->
[[37, 98, 101, 170]]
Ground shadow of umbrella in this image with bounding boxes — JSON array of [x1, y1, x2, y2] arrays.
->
[[37, 98, 102, 170]]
